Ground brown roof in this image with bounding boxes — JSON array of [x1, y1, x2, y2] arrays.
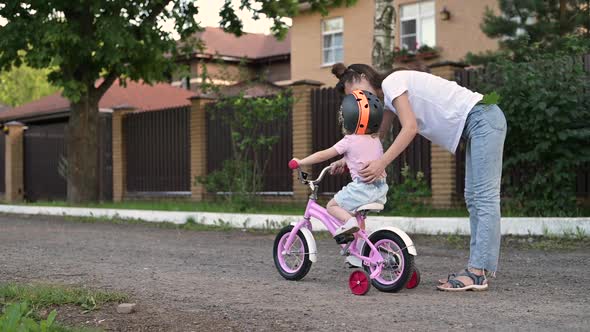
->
[[0, 80, 195, 121], [219, 81, 284, 97], [195, 27, 290, 60]]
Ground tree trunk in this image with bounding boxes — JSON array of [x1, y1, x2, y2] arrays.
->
[[373, 0, 396, 71], [66, 91, 100, 203], [559, 0, 567, 36]]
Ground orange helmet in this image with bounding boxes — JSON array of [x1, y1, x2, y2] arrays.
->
[[340, 90, 384, 135]]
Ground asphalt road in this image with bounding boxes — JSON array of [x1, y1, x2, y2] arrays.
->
[[1, 214, 589, 331]]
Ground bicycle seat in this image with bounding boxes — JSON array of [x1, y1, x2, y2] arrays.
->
[[354, 203, 384, 213]]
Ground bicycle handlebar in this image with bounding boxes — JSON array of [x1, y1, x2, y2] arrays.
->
[[288, 159, 332, 185]]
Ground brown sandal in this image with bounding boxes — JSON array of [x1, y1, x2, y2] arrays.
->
[[437, 269, 488, 292]]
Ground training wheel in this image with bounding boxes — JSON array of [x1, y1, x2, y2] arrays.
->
[[406, 266, 421, 289], [349, 270, 371, 295]]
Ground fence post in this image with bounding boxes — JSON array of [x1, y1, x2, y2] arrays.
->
[[428, 62, 467, 208], [290, 80, 323, 201], [190, 95, 215, 201], [112, 106, 134, 202], [4, 122, 26, 203]]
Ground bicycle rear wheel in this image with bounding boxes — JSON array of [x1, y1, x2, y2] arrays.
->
[[363, 230, 414, 292]]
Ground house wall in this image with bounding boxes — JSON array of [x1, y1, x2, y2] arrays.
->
[[394, 0, 499, 61], [291, 1, 375, 85], [291, 0, 500, 84]]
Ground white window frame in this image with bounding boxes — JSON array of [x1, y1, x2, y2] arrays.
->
[[321, 17, 344, 66], [400, 1, 436, 51]]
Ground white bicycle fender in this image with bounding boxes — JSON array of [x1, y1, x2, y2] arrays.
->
[[297, 226, 318, 262], [372, 227, 417, 256]]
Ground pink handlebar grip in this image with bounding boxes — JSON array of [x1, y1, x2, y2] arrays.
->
[[288, 159, 299, 169]]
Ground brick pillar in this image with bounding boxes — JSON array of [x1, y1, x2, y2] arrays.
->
[[4, 122, 26, 202], [112, 106, 134, 202], [429, 62, 467, 208], [190, 95, 214, 201], [290, 80, 323, 201]]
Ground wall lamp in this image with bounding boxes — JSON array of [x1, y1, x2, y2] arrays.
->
[[440, 6, 451, 21]]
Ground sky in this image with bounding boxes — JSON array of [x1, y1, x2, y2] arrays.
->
[[0, 1, 291, 35], [194, 0, 291, 35]]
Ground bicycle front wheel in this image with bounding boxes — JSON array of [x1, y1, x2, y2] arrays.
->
[[273, 225, 313, 281]]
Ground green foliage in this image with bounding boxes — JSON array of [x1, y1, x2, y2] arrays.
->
[[0, 283, 127, 313], [0, 1, 202, 102], [0, 0, 354, 203], [470, 54, 590, 215], [220, 0, 357, 39], [199, 159, 258, 210], [481, 91, 501, 105], [0, 64, 58, 107], [0, 302, 57, 332], [200, 86, 292, 208], [466, 0, 590, 63], [385, 164, 431, 213], [0, 0, 356, 102]]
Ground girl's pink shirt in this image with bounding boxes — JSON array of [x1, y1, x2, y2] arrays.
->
[[333, 135, 387, 181]]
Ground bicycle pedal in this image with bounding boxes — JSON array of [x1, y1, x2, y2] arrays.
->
[[334, 233, 354, 245]]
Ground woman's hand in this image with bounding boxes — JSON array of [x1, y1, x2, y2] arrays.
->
[[329, 159, 346, 175], [359, 159, 386, 183]]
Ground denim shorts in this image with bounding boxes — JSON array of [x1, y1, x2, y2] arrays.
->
[[334, 178, 389, 213]]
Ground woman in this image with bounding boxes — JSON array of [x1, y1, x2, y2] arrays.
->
[[330, 63, 507, 292]]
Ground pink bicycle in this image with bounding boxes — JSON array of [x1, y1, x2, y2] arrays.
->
[[273, 162, 420, 295]]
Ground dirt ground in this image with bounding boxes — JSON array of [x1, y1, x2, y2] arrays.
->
[[1, 214, 589, 331]]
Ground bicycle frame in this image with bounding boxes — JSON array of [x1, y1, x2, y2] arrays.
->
[[283, 195, 386, 279]]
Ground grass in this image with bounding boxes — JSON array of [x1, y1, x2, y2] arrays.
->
[[0, 283, 128, 312], [0, 283, 127, 332], [8, 199, 589, 217], [7, 199, 473, 217], [62, 214, 240, 233]]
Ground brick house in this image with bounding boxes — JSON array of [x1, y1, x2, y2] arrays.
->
[[291, 0, 499, 85], [172, 27, 291, 94]]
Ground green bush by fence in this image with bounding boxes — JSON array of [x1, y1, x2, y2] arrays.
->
[[468, 54, 590, 216]]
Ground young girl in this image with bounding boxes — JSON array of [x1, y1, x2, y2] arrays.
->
[[330, 63, 507, 292], [291, 90, 388, 237]]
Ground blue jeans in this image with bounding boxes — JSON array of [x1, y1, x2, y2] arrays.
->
[[462, 104, 507, 273]]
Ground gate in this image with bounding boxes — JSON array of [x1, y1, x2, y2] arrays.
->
[[24, 122, 67, 201], [23, 115, 113, 202]]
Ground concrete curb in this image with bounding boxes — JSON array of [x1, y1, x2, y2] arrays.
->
[[0, 205, 588, 236]]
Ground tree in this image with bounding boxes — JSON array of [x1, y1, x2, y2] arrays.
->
[[0, 0, 355, 203], [0, 63, 58, 107], [372, 0, 396, 71], [466, 0, 590, 64]]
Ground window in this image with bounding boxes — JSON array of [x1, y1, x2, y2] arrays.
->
[[322, 17, 343, 65], [400, 1, 435, 51]]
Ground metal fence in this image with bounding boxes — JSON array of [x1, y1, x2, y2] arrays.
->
[[22, 116, 113, 202], [206, 101, 293, 193], [0, 133, 4, 194], [124, 107, 191, 194], [310, 87, 431, 194], [23, 122, 67, 201]]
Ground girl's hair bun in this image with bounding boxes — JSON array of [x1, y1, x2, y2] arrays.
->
[[331, 63, 348, 80]]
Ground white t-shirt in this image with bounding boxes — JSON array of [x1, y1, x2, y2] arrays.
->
[[382, 70, 483, 153]]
